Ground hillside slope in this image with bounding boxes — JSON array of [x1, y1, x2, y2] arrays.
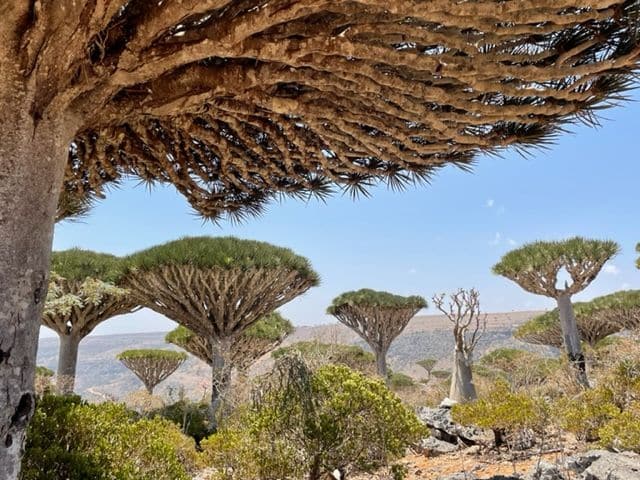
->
[[37, 311, 549, 400]]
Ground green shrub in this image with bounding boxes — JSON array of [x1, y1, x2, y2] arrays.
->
[[202, 362, 424, 480], [555, 386, 620, 441], [272, 341, 376, 374], [453, 379, 550, 446], [598, 404, 640, 453], [22, 395, 198, 480], [478, 348, 560, 389], [388, 372, 416, 389], [151, 399, 210, 443]]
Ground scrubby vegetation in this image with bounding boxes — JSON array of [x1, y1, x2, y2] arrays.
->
[[201, 359, 424, 480], [22, 395, 199, 480]]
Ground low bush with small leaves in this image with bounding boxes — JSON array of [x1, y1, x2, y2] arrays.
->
[[452, 379, 550, 447], [554, 386, 620, 441], [598, 403, 640, 453], [21, 394, 199, 480], [151, 399, 210, 443], [201, 361, 424, 480]]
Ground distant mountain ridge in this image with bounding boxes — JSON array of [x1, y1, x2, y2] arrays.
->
[[37, 310, 547, 400]]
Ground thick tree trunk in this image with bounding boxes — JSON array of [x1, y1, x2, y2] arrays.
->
[[374, 348, 388, 380], [557, 294, 590, 388], [209, 337, 231, 431], [0, 103, 68, 478], [449, 350, 477, 403], [56, 334, 80, 394]]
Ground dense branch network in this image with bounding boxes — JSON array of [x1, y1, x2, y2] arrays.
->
[[165, 313, 293, 372], [328, 289, 426, 377], [516, 289, 640, 347], [117, 349, 187, 395], [8, 1, 640, 220]]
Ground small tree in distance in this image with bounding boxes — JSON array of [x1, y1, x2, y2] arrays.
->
[[433, 288, 487, 403], [493, 237, 619, 387], [43, 249, 138, 394], [417, 358, 438, 383], [327, 289, 427, 378], [117, 349, 187, 395]]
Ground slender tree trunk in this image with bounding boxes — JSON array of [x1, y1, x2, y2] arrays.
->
[[209, 336, 231, 431], [449, 349, 477, 402], [0, 105, 68, 478], [56, 334, 80, 394], [557, 294, 590, 388], [309, 456, 322, 480], [374, 347, 388, 379]]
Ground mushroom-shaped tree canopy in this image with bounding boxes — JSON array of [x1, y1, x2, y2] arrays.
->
[[124, 236, 318, 339], [516, 290, 640, 347], [44, 249, 137, 394], [124, 236, 318, 427], [493, 237, 619, 387], [165, 312, 294, 372], [117, 349, 187, 395], [327, 289, 426, 378], [3, 3, 640, 474]]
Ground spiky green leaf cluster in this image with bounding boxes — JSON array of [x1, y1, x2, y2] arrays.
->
[[51, 249, 126, 283], [493, 237, 619, 278], [166, 312, 293, 345], [116, 349, 187, 362], [636, 243, 640, 269], [243, 312, 294, 341], [44, 273, 128, 317], [327, 289, 426, 314], [515, 290, 640, 346], [124, 236, 319, 283]]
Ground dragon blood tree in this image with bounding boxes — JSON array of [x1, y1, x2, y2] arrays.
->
[[165, 312, 293, 373], [44, 249, 137, 394], [117, 349, 187, 395], [516, 290, 640, 348], [494, 237, 619, 387], [2, 3, 640, 476], [124, 236, 318, 427], [327, 289, 426, 378], [433, 289, 487, 403]]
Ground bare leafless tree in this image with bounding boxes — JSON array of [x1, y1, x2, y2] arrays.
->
[[433, 288, 487, 403]]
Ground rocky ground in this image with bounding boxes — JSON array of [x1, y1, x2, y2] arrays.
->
[[350, 403, 640, 480]]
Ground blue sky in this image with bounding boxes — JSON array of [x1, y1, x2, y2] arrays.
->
[[47, 93, 640, 338]]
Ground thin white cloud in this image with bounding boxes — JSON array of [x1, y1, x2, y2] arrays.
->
[[507, 238, 517, 246], [408, 268, 417, 275], [622, 283, 631, 290], [603, 264, 620, 276], [489, 232, 501, 246], [486, 199, 495, 208]]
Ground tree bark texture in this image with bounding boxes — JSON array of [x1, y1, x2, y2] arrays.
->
[[557, 294, 590, 388], [374, 348, 388, 379], [449, 349, 477, 403], [209, 337, 232, 432], [0, 99, 68, 479], [56, 334, 80, 395]]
